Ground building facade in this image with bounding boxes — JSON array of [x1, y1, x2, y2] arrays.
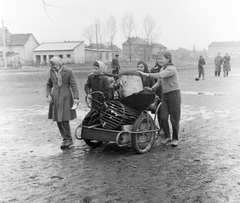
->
[[33, 41, 85, 65], [85, 48, 117, 63], [0, 28, 39, 66], [122, 37, 167, 61], [208, 41, 240, 58]]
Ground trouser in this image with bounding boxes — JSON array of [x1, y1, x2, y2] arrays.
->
[[157, 106, 163, 130], [161, 90, 181, 140], [57, 121, 72, 141], [198, 68, 204, 79], [215, 71, 221, 77], [112, 69, 119, 75], [224, 71, 229, 77]]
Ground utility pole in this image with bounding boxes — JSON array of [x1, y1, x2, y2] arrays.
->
[[95, 24, 98, 60], [2, 19, 7, 69]]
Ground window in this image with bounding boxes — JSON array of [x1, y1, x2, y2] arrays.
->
[[67, 54, 71, 58], [106, 53, 109, 60], [59, 55, 63, 58]]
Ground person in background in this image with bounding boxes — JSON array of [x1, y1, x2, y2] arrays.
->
[[46, 57, 79, 149], [222, 53, 231, 77], [137, 51, 181, 147], [111, 54, 121, 75], [214, 52, 223, 77], [137, 60, 155, 88], [198, 55, 206, 80]]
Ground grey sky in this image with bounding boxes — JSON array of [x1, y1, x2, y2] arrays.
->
[[1, 0, 240, 50]]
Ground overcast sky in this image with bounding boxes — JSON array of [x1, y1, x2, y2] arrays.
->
[[1, 0, 240, 50]]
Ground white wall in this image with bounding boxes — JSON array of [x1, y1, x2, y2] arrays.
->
[[74, 43, 85, 63], [24, 35, 39, 61]]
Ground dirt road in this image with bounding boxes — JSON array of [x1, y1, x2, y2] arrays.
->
[[1, 65, 240, 203]]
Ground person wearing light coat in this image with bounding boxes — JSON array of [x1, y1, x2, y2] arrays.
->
[[46, 57, 79, 149]]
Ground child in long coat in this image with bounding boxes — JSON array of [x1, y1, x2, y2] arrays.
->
[[83, 61, 111, 126], [46, 57, 79, 149]]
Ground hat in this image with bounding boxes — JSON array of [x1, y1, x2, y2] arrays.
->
[[115, 54, 119, 57]]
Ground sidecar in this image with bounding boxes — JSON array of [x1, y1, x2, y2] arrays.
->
[[75, 72, 161, 154]]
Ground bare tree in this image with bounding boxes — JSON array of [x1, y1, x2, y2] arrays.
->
[[121, 12, 135, 62], [95, 19, 106, 48], [82, 25, 95, 47], [142, 14, 161, 61], [107, 15, 117, 50]]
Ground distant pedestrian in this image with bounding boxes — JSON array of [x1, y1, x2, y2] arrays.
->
[[198, 55, 206, 80], [46, 57, 79, 150], [137, 51, 181, 147], [111, 54, 121, 75], [214, 53, 223, 77], [223, 53, 231, 77]]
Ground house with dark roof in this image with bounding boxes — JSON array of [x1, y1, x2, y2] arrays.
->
[[33, 41, 85, 65], [0, 28, 39, 66], [208, 41, 240, 58], [122, 37, 167, 61]]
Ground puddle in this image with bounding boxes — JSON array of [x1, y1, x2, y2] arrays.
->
[[181, 105, 230, 123], [182, 91, 231, 96]]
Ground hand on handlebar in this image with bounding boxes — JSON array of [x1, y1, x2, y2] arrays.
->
[[47, 95, 53, 103], [87, 94, 93, 100], [144, 87, 153, 91], [74, 98, 80, 105]]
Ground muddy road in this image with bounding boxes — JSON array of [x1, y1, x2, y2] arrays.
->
[[1, 65, 240, 203]]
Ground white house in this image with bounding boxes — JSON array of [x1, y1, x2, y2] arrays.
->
[[0, 28, 39, 66], [33, 41, 85, 65], [85, 48, 117, 63], [208, 41, 240, 58]]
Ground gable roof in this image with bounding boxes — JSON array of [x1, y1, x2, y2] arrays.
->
[[209, 41, 240, 47], [8, 34, 32, 45], [0, 33, 37, 46], [33, 41, 84, 51], [122, 37, 147, 45]]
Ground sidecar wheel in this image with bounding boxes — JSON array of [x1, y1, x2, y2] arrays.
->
[[131, 112, 156, 154], [84, 139, 103, 148]]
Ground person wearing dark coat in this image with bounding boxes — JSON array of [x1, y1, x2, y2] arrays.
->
[[83, 61, 111, 126], [223, 53, 231, 77], [46, 57, 79, 149], [111, 54, 121, 75], [214, 53, 223, 77], [198, 56, 206, 80]]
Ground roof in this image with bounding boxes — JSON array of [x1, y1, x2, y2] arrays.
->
[[85, 48, 117, 52], [33, 41, 84, 51], [0, 33, 37, 46], [209, 41, 240, 47], [122, 37, 147, 45]]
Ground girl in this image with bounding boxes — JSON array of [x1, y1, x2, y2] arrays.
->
[[83, 61, 111, 126], [137, 60, 154, 88], [138, 51, 181, 147]]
